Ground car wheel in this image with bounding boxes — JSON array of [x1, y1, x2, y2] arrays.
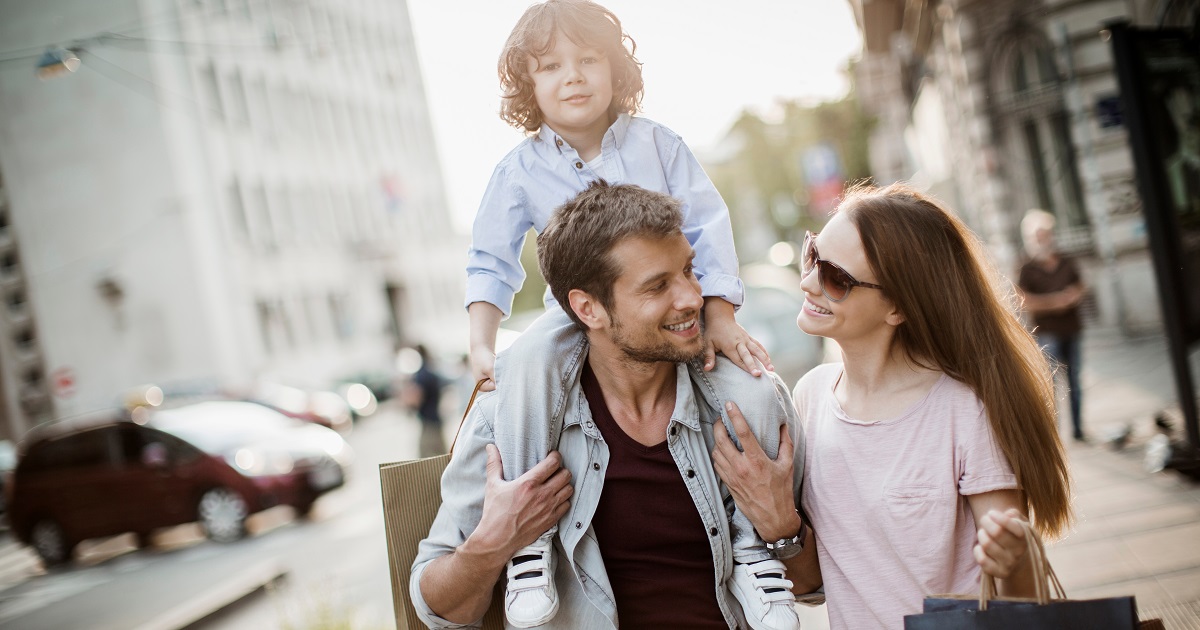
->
[[197, 487, 248, 543], [30, 519, 72, 566], [294, 500, 316, 519]]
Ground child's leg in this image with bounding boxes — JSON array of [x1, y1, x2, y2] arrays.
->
[[491, 307, 586, 627], [491, 306, 587, 481], [689, 357, 783, 564]]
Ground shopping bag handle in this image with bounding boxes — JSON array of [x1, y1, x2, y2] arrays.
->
[[449, 378, 491, 456], [979, 519, 1066, 610]]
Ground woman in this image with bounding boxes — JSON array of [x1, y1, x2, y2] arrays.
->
[[712, 183, 1072, 630]]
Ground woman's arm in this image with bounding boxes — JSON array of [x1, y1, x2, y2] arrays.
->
[[711, 402, 821, 594], [966, 490, 1036, 597]]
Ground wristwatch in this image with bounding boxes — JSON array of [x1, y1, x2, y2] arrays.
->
[[765, 520, 808, 560]]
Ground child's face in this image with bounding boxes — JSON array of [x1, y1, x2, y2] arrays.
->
[[526, 32, 614, 138]]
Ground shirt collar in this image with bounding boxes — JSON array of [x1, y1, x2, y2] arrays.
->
[[537, 113, 633, 156]]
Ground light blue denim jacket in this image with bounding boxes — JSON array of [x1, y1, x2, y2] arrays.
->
[[410, 363, 805, 629], [464, 114, 743, 316]]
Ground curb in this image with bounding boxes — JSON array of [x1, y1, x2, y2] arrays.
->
[[132, 560, 287, 630]]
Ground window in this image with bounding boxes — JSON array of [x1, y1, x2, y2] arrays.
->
[[26, 429, 116, 471], [228, 178, 250, 239], [994, 33, 1089, 232], [227, 70, 250, 127], [200, 64, 224, 121], [328, 294, 353, 340]]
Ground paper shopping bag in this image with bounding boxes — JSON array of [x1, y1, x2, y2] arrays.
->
[[381, 381, 504, 630]]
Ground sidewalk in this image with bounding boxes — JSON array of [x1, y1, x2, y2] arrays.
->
[[1046, 329, 1200, 629]]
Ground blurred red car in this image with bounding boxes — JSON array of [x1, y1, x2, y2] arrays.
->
[[8, 401, 351, 566]]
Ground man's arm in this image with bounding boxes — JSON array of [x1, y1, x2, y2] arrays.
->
[[410, 402, 573, 627], [420, 445, 572, 623]]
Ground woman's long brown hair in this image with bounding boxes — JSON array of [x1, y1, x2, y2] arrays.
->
[[840, 182, 1072, 539]]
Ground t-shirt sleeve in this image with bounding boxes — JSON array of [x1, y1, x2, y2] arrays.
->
[[957, 405, 1019, 496]]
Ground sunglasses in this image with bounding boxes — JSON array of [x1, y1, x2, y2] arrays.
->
[[801, 231, 884, 302]]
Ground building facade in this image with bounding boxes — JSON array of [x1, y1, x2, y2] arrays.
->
[[0, 0, 466, 440], [849, 0, 1199, 334]]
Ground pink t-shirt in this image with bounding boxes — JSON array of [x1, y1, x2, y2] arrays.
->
[[795, 364, 1018, 630]]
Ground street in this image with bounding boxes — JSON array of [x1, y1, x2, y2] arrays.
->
[[0, 403, 428, 630]]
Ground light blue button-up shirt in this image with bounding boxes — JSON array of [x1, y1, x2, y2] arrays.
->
[[465, 114, 743, 316]]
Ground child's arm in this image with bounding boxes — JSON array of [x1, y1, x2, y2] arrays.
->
[[704, 297, 772, 377], [660, 129, 773, 376], [468, 302, 504, 392], [465, 161, 535, 393]]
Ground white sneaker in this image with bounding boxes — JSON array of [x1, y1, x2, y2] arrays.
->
[[730, 558, 800, 630], [505, 530, 559, 628]]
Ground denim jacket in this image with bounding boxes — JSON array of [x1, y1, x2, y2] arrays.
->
[[465, 114, 743, 316], [410, 363, 805, 629]]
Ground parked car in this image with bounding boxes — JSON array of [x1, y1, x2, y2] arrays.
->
[[8, 401, 351, 566], [250, 382, 354, 434]]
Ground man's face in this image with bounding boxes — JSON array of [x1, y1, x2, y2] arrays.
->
[[602, 234, 706, 364]]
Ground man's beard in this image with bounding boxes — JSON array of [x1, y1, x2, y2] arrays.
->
[[609, 311, 705, 365]]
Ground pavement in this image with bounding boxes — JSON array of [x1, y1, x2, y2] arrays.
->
[[1043, 328, 1200, 630]]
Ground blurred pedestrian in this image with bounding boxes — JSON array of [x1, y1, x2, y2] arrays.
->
[[413, 344, 449, 458], [1017, 209, 1088, 442]]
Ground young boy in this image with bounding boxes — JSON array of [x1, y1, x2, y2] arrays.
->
[[464, 2, 802, 628]]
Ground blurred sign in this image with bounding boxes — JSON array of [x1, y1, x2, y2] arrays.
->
[[380, 174, 407, 215], [52, 367, 75, 399], [801, 143, 845, 218]]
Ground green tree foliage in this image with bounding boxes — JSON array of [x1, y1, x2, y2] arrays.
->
[[707, 88, 874, 249]]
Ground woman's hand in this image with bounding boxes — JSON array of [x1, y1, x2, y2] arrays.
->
[[711, 401, 801, 542], [974, 508, 1031, 579]]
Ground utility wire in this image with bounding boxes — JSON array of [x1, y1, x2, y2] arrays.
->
[[84, 49, 222, 119]]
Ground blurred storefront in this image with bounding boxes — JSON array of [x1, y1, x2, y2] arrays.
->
[[848, 0, 1198, 335], [0, 0, 466, 440]]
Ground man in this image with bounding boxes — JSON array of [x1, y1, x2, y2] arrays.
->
[[1017, 209, 1087, 441], [411, 182, 804, 628], [412, 344, 448, 458]]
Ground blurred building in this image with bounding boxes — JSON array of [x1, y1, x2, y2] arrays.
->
[[848, 0, 1198, 334], [0, 0, 467, 440]]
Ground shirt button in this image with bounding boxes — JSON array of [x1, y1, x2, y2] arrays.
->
[[555, 138, 563, 147], [687, 469, 695, 478], [575, 161, 583, 169], [575, 522, 582, 529], [670, 426, 677, 436], [592, 462, 600, 471], [709, 527, 718, 536]]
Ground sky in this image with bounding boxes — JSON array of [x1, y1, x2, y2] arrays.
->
[[404, 0, 863, 234]]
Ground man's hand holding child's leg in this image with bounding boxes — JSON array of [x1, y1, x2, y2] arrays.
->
[[421, 446, 571, 625]]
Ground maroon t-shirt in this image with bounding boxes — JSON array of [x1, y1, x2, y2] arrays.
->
[[582, 363, 727, 629]]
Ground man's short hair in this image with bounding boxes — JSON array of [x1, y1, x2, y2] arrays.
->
[[537, 181, 684, 328]]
